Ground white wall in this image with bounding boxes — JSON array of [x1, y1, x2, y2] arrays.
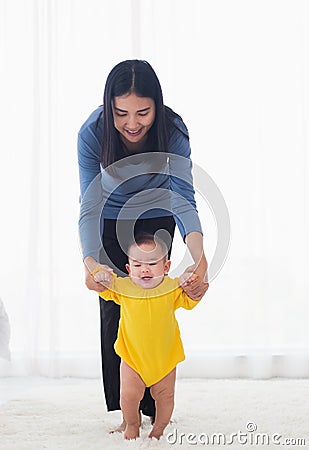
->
[[0, 0, 309, 377]]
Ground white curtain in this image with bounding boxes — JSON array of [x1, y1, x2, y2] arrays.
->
[[0, 0, 309, 378]]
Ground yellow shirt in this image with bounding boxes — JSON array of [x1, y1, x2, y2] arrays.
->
[[99, 276, 200, 387]]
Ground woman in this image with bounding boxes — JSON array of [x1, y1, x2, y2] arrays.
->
[[78, 60, 208, 430]]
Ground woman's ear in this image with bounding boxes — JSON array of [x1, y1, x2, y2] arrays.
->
[[125, 263, 130, 274], [164, 260, 171, 274]]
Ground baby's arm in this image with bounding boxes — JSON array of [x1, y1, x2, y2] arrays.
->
[[95, 278, 112, 293], [98, 274, 121, 305], [175, 278, 201, 310]]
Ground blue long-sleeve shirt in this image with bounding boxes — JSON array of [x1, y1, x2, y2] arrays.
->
[[78, 106, 203, 260]]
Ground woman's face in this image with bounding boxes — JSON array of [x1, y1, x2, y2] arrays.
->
[[112, 92, 156, 150]]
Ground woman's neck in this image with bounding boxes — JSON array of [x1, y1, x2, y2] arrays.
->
[[120, 134, 148, 153]]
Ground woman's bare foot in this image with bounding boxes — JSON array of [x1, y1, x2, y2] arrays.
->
[[109, 418, 127, 434], [124, 423, 140, 440], [109, 412, 142, 434]]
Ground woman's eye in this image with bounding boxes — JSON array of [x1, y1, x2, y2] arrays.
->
[[115, 112, 126, 117], [138, 112, 148, 117]]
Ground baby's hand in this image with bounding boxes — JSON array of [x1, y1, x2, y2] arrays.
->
[[179, 272, 198, 288], [91, 265, 114, 289]]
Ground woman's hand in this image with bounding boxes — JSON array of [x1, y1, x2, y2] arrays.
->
[[84, 256, 114, 292], [179, 259, 209, 300]]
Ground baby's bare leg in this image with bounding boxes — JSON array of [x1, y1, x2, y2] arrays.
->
[[149, 368, 176, 440], [120, 360, 145, 440]]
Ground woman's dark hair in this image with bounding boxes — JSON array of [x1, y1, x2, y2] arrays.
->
[[102, 60, 171, 167]]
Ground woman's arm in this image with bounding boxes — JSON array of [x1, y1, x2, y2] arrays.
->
[[168, 117, 203, 240], [78, 109, 108, 291], [168, 119, 209, 299], [185, 231, 207, 276]]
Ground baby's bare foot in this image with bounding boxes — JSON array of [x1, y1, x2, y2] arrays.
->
[[148, 425, 164, 440], [124, 423, 140, 440]]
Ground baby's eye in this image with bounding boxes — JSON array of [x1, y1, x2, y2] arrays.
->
[[149, 263, 157, 266], [133, 264, 141, 267]]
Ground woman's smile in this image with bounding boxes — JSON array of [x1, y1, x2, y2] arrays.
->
[[124, 128, 143, 137]]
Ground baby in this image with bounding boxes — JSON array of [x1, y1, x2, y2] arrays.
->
[[97, 233, 202, 440]]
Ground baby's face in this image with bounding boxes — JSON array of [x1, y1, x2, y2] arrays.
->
[[126, 241, 171, 289]]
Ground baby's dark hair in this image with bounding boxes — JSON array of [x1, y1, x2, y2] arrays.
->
[[127, 232, 169, 260]]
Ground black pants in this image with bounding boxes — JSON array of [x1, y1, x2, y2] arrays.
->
[[99, 216, 176, 415]]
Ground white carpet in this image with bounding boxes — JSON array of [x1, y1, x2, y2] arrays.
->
[[0, 378, 308, 449]]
